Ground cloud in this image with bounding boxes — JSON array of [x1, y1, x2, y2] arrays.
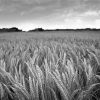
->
[[82, 11, 99, 16], [84, 0, 100, 8], [1, 0, 100, 30], [0, 0, 100, 14]]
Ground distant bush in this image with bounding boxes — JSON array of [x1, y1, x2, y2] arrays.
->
[[29, 28, 44, 32], [0, 27, 22, 33]]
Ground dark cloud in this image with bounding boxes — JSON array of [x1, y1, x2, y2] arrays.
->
[[0, 0, 82, 14], [84, 0, 100, 8], [0, 0, 100, 13]]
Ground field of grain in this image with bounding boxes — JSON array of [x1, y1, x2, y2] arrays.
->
[[0, 31, 100, 100]]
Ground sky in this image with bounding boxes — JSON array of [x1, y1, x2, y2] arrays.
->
[[0, 0, 100, 31]]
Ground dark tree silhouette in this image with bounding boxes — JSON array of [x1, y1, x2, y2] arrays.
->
[[0, 27, 22, 33]]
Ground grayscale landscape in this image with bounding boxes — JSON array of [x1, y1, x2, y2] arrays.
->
[[0, 0, 100, 100]]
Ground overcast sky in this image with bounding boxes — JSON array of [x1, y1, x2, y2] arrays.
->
[[0, 0, 100, 31]]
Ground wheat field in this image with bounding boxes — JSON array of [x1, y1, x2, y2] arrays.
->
[[0, 32, 100, 100]]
